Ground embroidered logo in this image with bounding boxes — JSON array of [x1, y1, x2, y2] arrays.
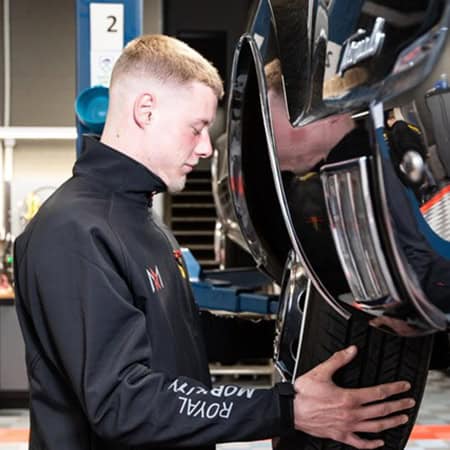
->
[[173, 249, 187, 279], [146, 266, 165, 293]]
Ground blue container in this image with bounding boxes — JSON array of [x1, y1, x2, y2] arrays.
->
[[75, 85, 109, 134]]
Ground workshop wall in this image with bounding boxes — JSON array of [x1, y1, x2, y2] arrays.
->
[[0, 0, 163, 238]]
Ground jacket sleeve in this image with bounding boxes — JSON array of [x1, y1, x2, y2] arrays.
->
[[18, 227, 291, 447]]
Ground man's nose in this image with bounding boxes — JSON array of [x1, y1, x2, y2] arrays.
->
[[196, 130, 213, 158]]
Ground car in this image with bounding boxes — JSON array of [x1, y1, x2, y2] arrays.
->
[[217, 0, 450, 448]]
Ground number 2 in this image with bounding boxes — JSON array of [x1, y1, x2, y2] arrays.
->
[[107, 15, 117, 32]]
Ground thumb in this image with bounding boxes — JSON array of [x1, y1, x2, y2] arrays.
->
[[312, 345, 358, 380]]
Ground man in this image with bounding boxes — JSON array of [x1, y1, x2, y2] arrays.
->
[[265, 58, 361, 175], [14, 35, 414, 450]]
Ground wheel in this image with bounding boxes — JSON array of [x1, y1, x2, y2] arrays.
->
[[275, 287, 434, 450]]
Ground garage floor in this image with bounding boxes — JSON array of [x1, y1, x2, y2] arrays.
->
[[0, 370, 449, 449]]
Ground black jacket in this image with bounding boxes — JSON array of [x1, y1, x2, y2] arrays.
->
[[14, 136, 288, 450]]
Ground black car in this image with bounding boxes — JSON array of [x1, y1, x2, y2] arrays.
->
[[217, 1, 450, 448]]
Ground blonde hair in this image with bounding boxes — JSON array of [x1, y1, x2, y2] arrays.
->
[[265, 58, 283, 95], [265, 57, 369, 99], [111, 34, 224, 99]]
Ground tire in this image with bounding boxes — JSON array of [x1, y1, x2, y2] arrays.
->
[[275, 287, 434, 450]]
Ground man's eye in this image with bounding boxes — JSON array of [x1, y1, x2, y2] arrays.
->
[[192, 127, 201, 136]]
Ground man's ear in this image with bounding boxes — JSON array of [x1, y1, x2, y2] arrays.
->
[[133, 93, 154, 129]]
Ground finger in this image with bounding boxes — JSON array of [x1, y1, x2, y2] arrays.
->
[[353, 414, 410, 433], [350, 380, 411, 404], [357, 398, 416, 421], [311, 345, 358, 379], [344, 433, 384, 449]]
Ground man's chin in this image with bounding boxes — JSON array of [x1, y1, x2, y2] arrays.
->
[[167, 177, 186, 193]]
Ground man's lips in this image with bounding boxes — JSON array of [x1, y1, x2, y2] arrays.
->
[[184, 161, 198, 170], [183, 163, 195, 173]]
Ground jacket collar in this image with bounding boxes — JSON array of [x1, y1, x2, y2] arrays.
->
[[73, 135, 167, 197]]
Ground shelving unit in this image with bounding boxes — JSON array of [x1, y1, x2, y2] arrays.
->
[[0, 299, 28, 399], [0, 127, 77, 405], [169, 169, 218, 269]]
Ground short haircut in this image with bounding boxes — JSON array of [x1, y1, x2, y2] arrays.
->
[[110, 34, 224, 99], [265, 58, 284, 95]]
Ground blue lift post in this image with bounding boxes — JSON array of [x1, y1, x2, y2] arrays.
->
[[75, 0, 143, 156]]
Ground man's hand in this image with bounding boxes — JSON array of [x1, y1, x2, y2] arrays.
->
[[293, 345, 415, 449]]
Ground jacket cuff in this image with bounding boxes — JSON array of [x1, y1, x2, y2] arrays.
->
[[275, 381, 296, 436]]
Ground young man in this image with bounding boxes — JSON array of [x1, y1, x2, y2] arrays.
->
[[14, 35, 414, 450]]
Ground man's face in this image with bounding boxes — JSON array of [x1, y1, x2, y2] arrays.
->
[[268, 90, 353, 173], [142, 81, 218, 192]]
